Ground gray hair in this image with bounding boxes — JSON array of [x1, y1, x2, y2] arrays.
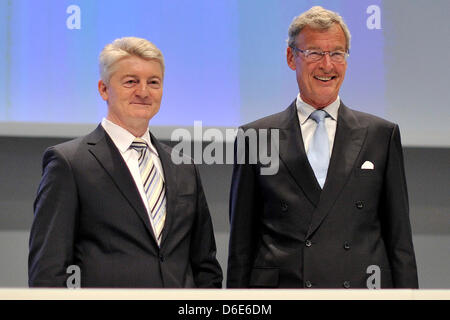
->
[[99, 36, 165, 83], [287, 6, 351, 51]]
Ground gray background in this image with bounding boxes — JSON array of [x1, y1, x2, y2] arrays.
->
[[0, 137, 449, 288]]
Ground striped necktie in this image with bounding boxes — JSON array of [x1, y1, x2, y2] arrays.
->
[[130, 138, 166, 246], [307, 109, 330, 189]]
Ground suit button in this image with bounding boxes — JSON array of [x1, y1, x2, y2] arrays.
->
[[355, 201, 364, 209], [305, 280, 312, 288], [343, 281, 351, 288], [305, 240, 312, 247], [344, 243, 350, 250], [281, 202, 288, 212], [159, 254, 164, 262]]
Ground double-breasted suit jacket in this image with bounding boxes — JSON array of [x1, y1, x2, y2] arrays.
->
[[227, 101, 418, 288]]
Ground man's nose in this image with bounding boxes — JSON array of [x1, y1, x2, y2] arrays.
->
[[319, 53, 333, 71], [135, 83, 149, 98]]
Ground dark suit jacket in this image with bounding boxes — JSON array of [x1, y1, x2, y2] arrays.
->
[[227, 101, 418, 288], [29, 125, 222, 288]]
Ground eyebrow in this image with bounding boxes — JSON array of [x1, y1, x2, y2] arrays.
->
[[121, 74, 161, 80], [121, 74, 138, 80], [306, 45, 346, 51]]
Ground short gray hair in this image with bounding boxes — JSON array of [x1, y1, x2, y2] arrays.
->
[[287, 6, 351, 51], [99, 36, 165, 83]]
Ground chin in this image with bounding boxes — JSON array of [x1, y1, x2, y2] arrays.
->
[[311, 97, 337, 108], [133, 109, 156, 119], [316, 90, 338, 100]]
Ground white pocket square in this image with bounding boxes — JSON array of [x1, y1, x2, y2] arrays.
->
[[361, 161, 374, 170]]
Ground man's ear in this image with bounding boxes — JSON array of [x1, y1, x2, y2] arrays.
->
[[286, 47, 296, 71], [98, 80, 108, 101]]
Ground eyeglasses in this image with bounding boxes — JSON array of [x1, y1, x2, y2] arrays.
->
[[291, 47, 349, 63]]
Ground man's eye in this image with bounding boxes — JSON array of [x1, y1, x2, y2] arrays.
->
[[308, 51, 322, 57], [123, 80, 137, 87], [330, 51, 344, 57], [148, 80, 161, 88]]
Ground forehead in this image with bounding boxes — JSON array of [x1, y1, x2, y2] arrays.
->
[[112, 56, 163, 78], [296, 24, 346, 49]]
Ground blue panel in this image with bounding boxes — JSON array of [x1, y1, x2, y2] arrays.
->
[[0, 1, 386, 128]]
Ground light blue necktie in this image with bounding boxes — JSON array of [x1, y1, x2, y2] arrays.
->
[[307, 110, 330, 189]]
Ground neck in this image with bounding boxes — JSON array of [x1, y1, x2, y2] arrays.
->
[[300, 93, 337, 110], [106, 115, 149, 137]]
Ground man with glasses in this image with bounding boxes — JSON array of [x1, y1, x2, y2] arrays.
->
[[227, 6, 418, 288]]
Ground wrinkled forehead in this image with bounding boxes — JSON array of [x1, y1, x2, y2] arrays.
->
[[296, 24, 347, 50]]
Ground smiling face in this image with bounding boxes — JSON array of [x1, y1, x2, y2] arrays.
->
[[287, 23, 347, 109], [98, 55, 163, 136]]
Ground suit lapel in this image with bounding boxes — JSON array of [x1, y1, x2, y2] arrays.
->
[[150, 133, 177, 248], [86, 125, 156, 240], [276, 102, 321, 207], [306, 103, 367, 239]]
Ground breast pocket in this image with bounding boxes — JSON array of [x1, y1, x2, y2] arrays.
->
[[354, 167, 385, 185], [355, 168, 377, 177]]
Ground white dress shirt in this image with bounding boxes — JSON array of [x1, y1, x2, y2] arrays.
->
[[101, 118, 165, 235], [296, 94, 340, 158]]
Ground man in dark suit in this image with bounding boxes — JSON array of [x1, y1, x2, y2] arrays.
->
[[28, 37, 222, 288], [227, 6, 418, 288]]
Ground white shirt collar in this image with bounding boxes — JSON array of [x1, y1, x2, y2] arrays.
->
[[296, 94, 340, 125], [101, 118, 158, 156]]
